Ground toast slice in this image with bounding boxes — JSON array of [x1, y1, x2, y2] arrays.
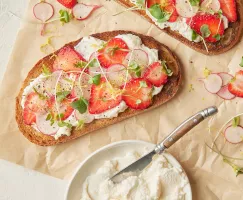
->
[[16, 31, 182, 146], [114, 0, 243, 55]]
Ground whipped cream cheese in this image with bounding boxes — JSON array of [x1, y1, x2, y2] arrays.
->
[[22, 34, 166, 139], [81, 152, 189, 200]]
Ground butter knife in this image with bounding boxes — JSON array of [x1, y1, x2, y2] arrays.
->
[[110, 106, 218, 183]]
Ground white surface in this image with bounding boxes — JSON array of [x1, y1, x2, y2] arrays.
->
[[0, 0, 67, 200], [65, 140, 192, 200]]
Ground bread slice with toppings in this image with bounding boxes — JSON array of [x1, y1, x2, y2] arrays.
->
[[114, 0, 243, 55], [16, 31, 181, 146]]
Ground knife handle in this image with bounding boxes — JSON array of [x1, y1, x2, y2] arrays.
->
[[155, 106, 218, 154]]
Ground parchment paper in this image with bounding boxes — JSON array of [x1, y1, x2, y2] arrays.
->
[[1, 0, 243, 199]]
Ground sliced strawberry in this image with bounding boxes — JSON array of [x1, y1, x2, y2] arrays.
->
[[53, 46, 86, 72], [89, 78, 122, 114], [57, 0, 77, 9], [24, 92, 47, 113], [144, 62, 168, 87], [147, 0, 178, 22], [228, 70, 243, 98], [122, 78, 153, 110], [218, 0, 237, 22], [48, 96, 74, 120], [23, 108, 36, 125], [187, 14, 224, 42], [98, 38, 129, 68]]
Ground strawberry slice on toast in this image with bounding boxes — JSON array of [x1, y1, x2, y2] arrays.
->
[[89, 78, 122, 114], [122, 78, 153, 110], [144, 62, 168, 87], [57, 0, 77, 9], [23, 108, 36, 125], [98, 38, 129, 68], [24, 92, 48, 113], [218, 0, 237, 22], [187, 14, 224, 43], [228, 70, 243, 98], [53, 46, 86, 72]]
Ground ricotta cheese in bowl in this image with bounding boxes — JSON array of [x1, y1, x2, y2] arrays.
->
[[65, 140, 191, 200]]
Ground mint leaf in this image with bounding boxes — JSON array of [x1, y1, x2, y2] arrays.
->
[[58, 121, 72, 129], [232, 116, 240, 127], [42, 64, 51, 76], [148, 4, 171, 23], [192, 30, 198, 41], [59, 10, 71, 24], [71, 98, 88, 114], [239, 56, 243, 67], [189, 0, 200, 6], [56, 91, 70, 102], [200, 24, 211, 38], [89, 74, 101, 85]]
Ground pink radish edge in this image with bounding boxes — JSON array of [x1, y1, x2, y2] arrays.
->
[[217, 85, 236, 100], [217, 72, 233, 86], [224, 125, 243, 144], [72, 3, 102, 21]]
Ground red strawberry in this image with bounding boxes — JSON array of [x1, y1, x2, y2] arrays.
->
[[57, 0, 77, 9], [144, 62, 168, 87], [23, 107, 36, 125], [53, 46, 86, 72], [228, 70, 243, 98], [48, 96, 74, 120], [187, 14, 224, 43], [218, 0, 237, 22], [147, 0, 178, 22], [89, 78, 122, 114], [122, 78, 153, 110], [98, 38, 129, 68], [24, 92, 47, 113]]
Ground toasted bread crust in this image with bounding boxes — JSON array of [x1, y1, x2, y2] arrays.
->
[[16, 31, 182, 146], [114, 0, 243, 55]]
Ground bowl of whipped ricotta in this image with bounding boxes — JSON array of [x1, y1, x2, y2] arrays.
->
[[65, 140, 192, 200]]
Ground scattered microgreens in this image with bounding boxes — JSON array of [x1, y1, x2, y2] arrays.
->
[[218, 9, 223, 17], [76, 120, 84, 130], [136, 99, 142, 105], [200, 24, 211, 38], [63, 77, 73, 83], [56, 113, 64, 121], [89, 58, 99, 68], [108, 47, 121, 56], [189, 0, 200, 6], [239, 56, 243, 67], [128, 62, 142, 77], [46, 113, 55, 126], [45, 10, 72, 25], [148, 4, 171, 23], [189, 84, 194, 92], [139, 81, 148, 88], [58, 121, 72, 129], [213, 34, 221, 41], [56, 91, 70, 102], [33, 87, 47, 100], [75, 61, 87, 68], [42, 64, 51, 76], [136, 0, 146, 8], [71, 98, 88, 114], [89, 74, 101, 85], [232, 116, 240, 127], [161, 61, 173, 76], [40, 36, 55, 54], [192, 30, 199, 41], [203, 67, 212, 78]]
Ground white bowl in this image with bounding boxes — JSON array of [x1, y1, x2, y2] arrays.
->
[[65, 140, 192, 200]]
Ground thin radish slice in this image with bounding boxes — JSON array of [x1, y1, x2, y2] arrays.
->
[[224, 125, 243, 144], [123, 49, 149, 67], [217, 85, 236, 100], [75, 110, 94, 123], [175, 0, 199, 18], [72, 3, 102, 20], [218, 72, 233, 86], [33, 2, 54, 22], [36, 113, 59, 135], [200, 0, 220, 12], [202, 73, 223, 94], [107, 64, 131, 87], [71, 73, 91, 100]]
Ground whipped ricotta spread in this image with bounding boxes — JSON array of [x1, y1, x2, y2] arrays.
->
[[81, 152, 189, 200], [21, 34, 167, 139]]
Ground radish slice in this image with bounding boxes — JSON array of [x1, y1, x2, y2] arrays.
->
[[123, 49, 149, 67], [202, 74, 223, 94], [218, 72, 233, 86], [217, 85, 236, 100], [175, 0, 199, 18], [224, 125, 243, 144], [107, 64, 131, 87], [71, 73, 91, 100], [72, 3, 101, 20], [200, 0, 220, 12], [75, 110, 94, 123], [33, 2, 54, 22], [36, 113, 59, 135]]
